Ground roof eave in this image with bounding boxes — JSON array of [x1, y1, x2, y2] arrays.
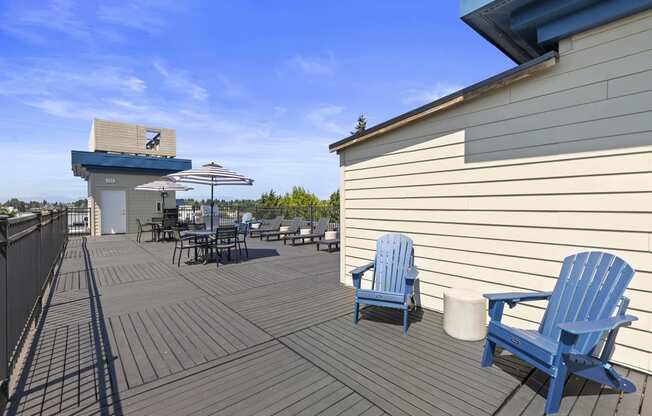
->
[[328, 50, 558, 154]]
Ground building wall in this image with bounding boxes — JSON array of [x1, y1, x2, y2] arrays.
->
[[88, 172, 175, 234], [89, 118, 176, 157], [339, 9, 652, 373]]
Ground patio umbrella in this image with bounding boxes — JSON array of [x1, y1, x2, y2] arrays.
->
[[134, 180, 193, 212], [166, 162, 254, 230]]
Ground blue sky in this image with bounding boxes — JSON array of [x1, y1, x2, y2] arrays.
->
[[0, 0, 513, 202]]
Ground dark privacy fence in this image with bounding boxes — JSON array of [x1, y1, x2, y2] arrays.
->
[[177, 204, 340, 226], [0, 210, 67, 402]]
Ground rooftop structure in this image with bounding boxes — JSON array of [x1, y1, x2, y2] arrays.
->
[[71, 119, 192, 236], [88, 118, 177, 157]]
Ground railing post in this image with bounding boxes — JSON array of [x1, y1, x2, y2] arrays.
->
[[35, 211, 43, 325], [0, 215, 7, 410]]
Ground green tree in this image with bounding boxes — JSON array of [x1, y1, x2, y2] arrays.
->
[[280, 186, 319, 206], [351, 114, 367, 135], [258, 189, 282, 207], [328, 189, 340, 206]]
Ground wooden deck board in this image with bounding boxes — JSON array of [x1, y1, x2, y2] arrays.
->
[[4, 234, 649, 416], [498, 366, 651, 415], [281, 307, 530, 416]]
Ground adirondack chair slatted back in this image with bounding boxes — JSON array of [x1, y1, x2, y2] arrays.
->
[[372, 234, 413, 294], [539, 252, 635, 354]]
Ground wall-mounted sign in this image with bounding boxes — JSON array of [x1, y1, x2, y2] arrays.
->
[[105, 177, 117, 184]]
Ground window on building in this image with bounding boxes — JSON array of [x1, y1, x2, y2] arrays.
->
[[145, 129, 161, 151]]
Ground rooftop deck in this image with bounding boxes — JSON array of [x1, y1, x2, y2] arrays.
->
[[4, 235, 651, 416]]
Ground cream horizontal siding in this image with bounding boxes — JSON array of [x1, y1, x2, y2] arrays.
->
[[90, 172, 172, 234], [338, 10, 652, 373], [90, 118, 176, 157]]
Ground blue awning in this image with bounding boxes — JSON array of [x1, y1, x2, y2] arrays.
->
[[71, 150, 192, 179]]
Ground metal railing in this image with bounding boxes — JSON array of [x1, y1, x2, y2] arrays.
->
[[177, 204, 340, 227], [0, 210, 67, 406], [67, 208, 91, 235]]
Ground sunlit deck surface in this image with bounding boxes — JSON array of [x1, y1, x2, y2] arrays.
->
[[4, 235, 651, 416]]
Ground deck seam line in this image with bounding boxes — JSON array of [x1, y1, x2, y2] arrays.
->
[[133, 236, 396, 414], [291, 326, 457, 416], [134, 237, 284, 341]]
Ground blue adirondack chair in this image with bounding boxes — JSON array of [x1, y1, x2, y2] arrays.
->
[[351, 234, 418, 334], [481, 251, 638, 414]]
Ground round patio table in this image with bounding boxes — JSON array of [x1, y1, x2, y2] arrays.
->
[[183, 226, 238, 264], [182, 229, 214, 264]]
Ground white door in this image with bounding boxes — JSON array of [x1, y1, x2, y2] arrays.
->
[[101, 190, 127, 234]]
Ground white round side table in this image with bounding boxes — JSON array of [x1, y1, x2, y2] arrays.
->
[[443, 288, 487, 341]]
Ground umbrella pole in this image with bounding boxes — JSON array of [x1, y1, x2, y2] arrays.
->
[[210, 181, 214, 231], [161, 192, 166, 212]]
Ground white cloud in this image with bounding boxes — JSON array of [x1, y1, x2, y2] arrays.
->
[[25, 97, 270, 142], [0, 57, 340, 201], [18, 95, 340, 199], [288, 53, 336, 76], [1, 0, 91, 43], [153, 60, 208, 100], [402, 82, 463, 106], [97, 0, 179, 34], [1, 0, 181, 45], [306, 104, 347, 135], [0, 63, 146, 97], [97, 1, 165, 34]]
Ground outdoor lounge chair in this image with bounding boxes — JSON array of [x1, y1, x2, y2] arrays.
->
[[249, 215, 282, 238], [351, 233, 418, 334], [316, 232, 339, 252], [284, 217, 329, 245], [261, 218, 301, 241], [481, 251, 638, 414]]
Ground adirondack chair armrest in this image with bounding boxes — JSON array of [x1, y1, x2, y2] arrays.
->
[[405, 266, 418, 282], [351, 262, 375, 289], [484, 291, 553, 307], [557, 315, 638, 335], [484, 291, 552, 322], [403, 266, 418, 295]]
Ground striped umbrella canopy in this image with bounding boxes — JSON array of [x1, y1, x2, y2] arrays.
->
[[134, 180, 193, 212], [166, 162, 253, 230]]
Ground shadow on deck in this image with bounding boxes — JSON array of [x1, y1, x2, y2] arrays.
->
[[3, 235, 650, 416]]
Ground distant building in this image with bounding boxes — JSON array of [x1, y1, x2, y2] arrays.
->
[[71, 118, 192, 235]]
